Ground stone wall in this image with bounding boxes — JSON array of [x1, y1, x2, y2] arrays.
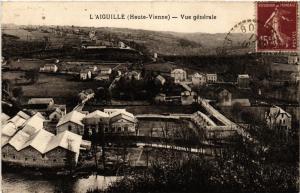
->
[[2, 145, 77, 168]]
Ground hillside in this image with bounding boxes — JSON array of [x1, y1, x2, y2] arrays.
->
[[2, 24, 252, 58]]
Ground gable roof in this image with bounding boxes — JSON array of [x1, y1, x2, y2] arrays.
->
[[270, 106, 291, 118], [110, 113, 136, 124], [192, 73, 205, 78], [85, 110, 109, 118], [22, 129, 54, 153], [8, 114, 28, 128], [1, 113, 10, 123], [44, 63, 57, 67], [22, 113, 45, 135], [171, 69, 186, 74], [2, 122, 19, 137], [8, 130, 31, 151], [45, 130, 82, 154], [16, 111, 31, 120], [56, 110, 86, 127]]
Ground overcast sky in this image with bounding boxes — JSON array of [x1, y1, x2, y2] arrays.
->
[[2, 2, 255, 33]]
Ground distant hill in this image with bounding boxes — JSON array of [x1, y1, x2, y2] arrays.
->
[[2, 24, 253, 57]]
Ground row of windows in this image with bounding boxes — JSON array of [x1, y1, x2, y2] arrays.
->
[[2, 154, 66, 162], [87, 125, 132, 133], [105, 126, 129, 133]]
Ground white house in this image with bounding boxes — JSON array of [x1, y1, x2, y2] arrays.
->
[[171, 69, 187, 83], [206, 74, 217, 83], [40, 64, 58, 73], [192, 73, 206, 87]]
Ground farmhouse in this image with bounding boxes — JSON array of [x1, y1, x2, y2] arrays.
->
[[39, 63, 58, 73]]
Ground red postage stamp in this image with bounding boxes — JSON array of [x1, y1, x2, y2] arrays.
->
[[257, 2, 298, 51]]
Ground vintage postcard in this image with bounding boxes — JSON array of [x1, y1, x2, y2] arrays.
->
[[1, 1, 299, 193]]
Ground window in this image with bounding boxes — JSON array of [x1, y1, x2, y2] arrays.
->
[[124, 127, 128, 132], [118, 127, 122, 132], [3, 154, 6, 158], [63, 158, 67, 162], [42, 154, 45, 159], [68, 125, 72, 131], [58, 149, 61, 153], [33, 158, 36, 162], [53, 159, 57, 162], [104, 127, 108, 132], [13, 155, 16, 159], [25, 158, 28, 161]]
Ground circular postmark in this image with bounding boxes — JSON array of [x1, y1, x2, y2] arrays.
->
[[217, 19, 257, 55]]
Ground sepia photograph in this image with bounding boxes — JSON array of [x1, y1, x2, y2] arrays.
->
[[1, 1, 299, 193]]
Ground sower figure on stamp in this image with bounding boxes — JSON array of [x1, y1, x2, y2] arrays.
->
[[264, 5, 292, 48]]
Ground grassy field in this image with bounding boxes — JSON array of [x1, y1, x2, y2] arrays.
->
[[2, 71, 100, 104], [7, 59, 47, 70]]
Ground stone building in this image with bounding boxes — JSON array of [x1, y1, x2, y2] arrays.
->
[[56, 111, 86, 135], [171, 69, 187, 83], [109, 111, 137, 134], [2, 129, 83, 168], [82, 110, 110, 136]]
